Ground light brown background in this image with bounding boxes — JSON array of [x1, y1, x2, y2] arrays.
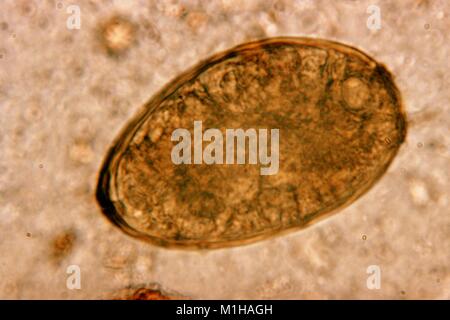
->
[[0, 0, 448, 299]]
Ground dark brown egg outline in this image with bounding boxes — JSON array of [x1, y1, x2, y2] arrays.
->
[[95, 37, 407, 249]]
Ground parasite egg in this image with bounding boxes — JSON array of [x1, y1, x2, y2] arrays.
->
[[96, 37, 407, 249]]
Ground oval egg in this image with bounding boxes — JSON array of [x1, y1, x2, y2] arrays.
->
[[96, 37, 407, 249]]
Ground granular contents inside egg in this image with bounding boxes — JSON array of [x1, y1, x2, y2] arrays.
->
[[96, 37, 407, 249]]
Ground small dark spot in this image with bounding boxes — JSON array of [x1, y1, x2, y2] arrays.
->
[[73, 65, 84, 78], [51, 230, 77, 262], [26, 232, 32, 238], [38, 17, 49, 30], [0, 22, 8, 31], [362, 234, 367, 240], [401, 290, 406, 295], [62, 34, 74, 45], [424, 23, 430, 30], [18, 1, 37, 17], [417, 142, 423, 148], [39, 164, 43, 169], [273, 1, 285, 12], [56, 2, 63, 9], [140, 20, 161, 42]]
